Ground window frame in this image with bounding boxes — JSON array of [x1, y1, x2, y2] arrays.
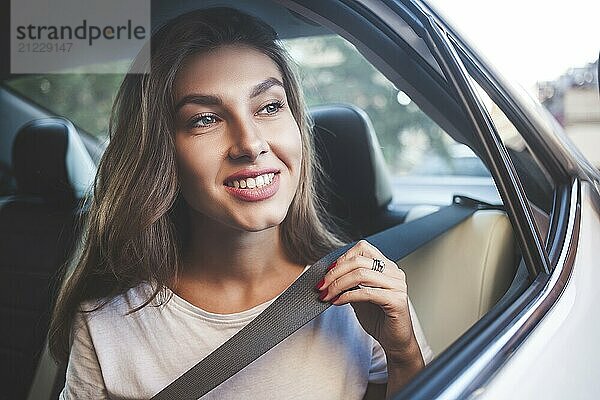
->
[[447, 43, 569, 267], [413, 13, 551, 277]]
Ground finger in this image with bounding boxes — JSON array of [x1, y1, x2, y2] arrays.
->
[[337, 239, 385, 264], [320, 267, 405, 302], [332, 286, 408, 312], [325, 254, 377, 284], [320, 253, 402, 290], [335, 241, 403, 279], [317, 254, 376, 292]]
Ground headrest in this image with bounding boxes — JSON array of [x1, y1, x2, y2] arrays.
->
[[12, 117, 96, 205], [311, 104, 393, 228]]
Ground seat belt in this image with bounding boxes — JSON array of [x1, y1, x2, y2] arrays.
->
[[151, 195, 500, 400]]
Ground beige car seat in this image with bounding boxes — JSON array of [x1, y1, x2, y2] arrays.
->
[[310, 104, 518, 356], [400, 206, 516, 356]]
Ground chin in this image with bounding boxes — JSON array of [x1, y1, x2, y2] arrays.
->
[[235, 214, 287, 233]]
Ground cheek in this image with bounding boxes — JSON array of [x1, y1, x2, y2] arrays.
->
[[276, 121, 303, 172], [291, 129, 303, 176], [287, 135, 302, 170], [175, 140, 219, 198]]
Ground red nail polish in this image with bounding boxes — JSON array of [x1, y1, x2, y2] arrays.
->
[[319, 289, 328, 301], [330, 294, 340, 303], [327, 261, 337, 271], [316, 278, 325, 290]]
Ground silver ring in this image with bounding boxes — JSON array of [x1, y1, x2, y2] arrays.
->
[[371, 258, 385, 273]]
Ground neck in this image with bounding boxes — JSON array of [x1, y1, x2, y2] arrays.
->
[[177, 208, 299, 287], [172, 208, 304, 313]]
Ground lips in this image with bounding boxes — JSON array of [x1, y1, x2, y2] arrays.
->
[[224, 172, 281, 202]]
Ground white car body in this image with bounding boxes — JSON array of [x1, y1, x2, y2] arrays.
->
[[483, 181, 600, 399]]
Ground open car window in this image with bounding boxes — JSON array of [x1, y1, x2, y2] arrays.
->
[[285, 34, 499, 207]]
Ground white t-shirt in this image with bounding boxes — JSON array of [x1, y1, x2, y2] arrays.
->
[[59, 270, 433, 400]]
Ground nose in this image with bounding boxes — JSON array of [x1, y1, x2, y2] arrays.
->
[[227, 119, 269, 161]]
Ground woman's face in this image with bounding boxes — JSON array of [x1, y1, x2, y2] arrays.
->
[[173, 45, 302, 232]]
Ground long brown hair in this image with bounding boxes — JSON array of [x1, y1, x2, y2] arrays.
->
[[49, 7, 348, 364]]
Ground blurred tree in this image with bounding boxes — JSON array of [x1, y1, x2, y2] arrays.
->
[[6, 73, 123, 140], [288, 35, 450, 175]]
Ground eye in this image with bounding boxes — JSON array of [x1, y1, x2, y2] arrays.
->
[[257, 101, 285, 115], [188, 114, 220, 129]]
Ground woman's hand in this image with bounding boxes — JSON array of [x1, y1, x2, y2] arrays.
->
[[316, 240, 424, 391]]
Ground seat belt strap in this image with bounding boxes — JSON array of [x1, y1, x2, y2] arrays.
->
[[151, 196, 496, 400]]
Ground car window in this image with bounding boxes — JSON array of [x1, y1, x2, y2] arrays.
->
[[5, 73, 123, 140], [284, 35, 498, 206]]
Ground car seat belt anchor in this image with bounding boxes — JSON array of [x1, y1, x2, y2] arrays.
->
[[452, 194, 503, 211]]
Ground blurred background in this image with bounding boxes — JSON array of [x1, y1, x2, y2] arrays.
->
[[429, 0, 600, 167]]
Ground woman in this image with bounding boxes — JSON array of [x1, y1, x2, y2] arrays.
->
[[50, 7, 433, 399]]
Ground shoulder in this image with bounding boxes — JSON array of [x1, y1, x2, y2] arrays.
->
[[74, 282, 165, 334], [80, 282, 156, 312]]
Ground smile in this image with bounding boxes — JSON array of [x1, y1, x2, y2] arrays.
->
[[224, 173, 280, 202], [225, 172, 276, 189]]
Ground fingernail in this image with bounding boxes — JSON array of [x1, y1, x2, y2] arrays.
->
[[319, 289, 328, 301], [315, 278, 325, 291], [330, 294, 340, 303], [327, 261, 337, 271]]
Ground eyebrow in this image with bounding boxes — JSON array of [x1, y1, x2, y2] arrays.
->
[[174, 94, 222, 112], [174, 77, 284, 112], [249, 77, 284, 98]]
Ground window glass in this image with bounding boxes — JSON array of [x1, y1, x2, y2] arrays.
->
[[6, 73, 124, 139], [284, 35, 498, 206], [471, 78, 555, 240]]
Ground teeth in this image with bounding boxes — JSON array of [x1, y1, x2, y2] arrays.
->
[[227, 172, 276, 189]]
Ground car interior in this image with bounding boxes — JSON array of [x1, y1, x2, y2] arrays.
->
[[0, 1, 553, 398], [312, 103, 518, 355], [0, 118, 92, 399]]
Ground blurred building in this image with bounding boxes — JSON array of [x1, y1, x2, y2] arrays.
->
[[538, 59, 600, 167]]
